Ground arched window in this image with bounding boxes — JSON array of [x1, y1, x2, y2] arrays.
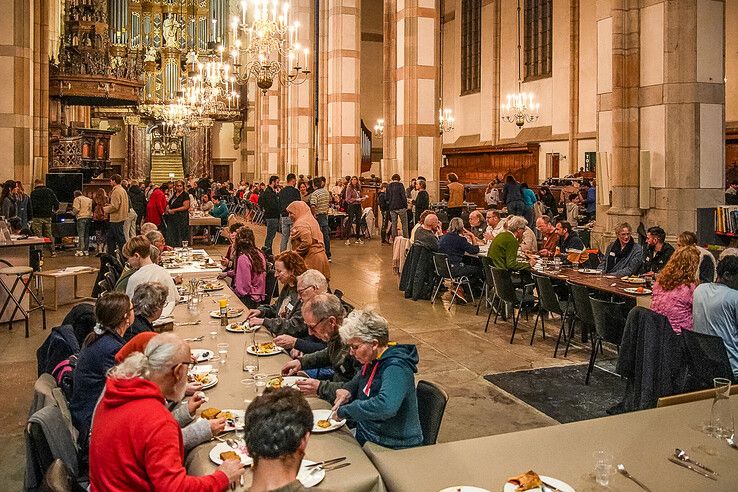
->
[[461, 0, 481, 95], [524, 0, 552, 80]]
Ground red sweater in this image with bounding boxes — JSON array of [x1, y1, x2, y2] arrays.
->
[[89, 377, 229, 492], [146, 188, 168, 226]]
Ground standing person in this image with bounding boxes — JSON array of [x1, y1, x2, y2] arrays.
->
[[103, 174, 129, 254], [377, 182, 391, 244], [344, 176, 365, 245], [92, 188, 109, 255], [165, 180, 190, 247], [583, 180, 597, 219], [446, 173, 464, 220], [122, 180, 138, 242], [14, 181, 31, 230], [127, 179, 146, 234], [278, 173, 301, 252], [286, 201, 331, 280], [539, 186, 559, 219], [259, 175, 281, 255], [502, 175, 526, 217], [386, 174, 409, 239], [146, 184, 168, 231], [484, 181, 500, 208], [298, 182, 310, 203], [309, 176, 332, 260], [1, 180, 16, 220], [521, 183, 538, 226], [413, 180, 430, 225], [30, 178, 60, 257], [72, 190, 94, 256]]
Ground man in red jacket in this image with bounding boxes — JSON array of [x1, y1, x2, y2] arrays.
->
[[89, 333, 243, 491]]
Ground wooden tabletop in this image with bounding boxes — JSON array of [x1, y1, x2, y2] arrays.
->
[[536, 267, 652, 306], [2, 237, 50, 247], [189, 215, 222, 226]]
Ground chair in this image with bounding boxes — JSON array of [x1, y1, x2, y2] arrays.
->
[[489, 268, 535, 343], [97, 278, 112, 295], [430, 253, 474, 309], [475, 257, 499, 316], [25, 405, 79, 491], [264, 264, 278, 301], [105, 263, 119, 285], [530, 273, 571, 346], [682, 330, 734, 391], [416, 380, 448, 446], [103, 271, 116, 290], [587, 296, 627, 384], [0, 264, 46, 338], [557, 282, 596, 358]]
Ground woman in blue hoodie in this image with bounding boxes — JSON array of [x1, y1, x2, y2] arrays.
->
[[331, 308, 423, 449]]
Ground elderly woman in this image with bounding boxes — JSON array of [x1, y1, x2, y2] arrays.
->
[[90, 333, 244, 490], [124, 281, 169, 341], [331, 308, 423, 449], [247, 251, 308, 336], [286, 200, 331, 280], [273, 269, 330, 356], [165, 179, 191, 247]]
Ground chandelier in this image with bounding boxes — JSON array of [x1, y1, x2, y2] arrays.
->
[[374, 119, 384, 138], [501, 0, 540, 129], [439, 108, 455, 134], [182, 48, 241, 120], [229, 0, 310, 94]]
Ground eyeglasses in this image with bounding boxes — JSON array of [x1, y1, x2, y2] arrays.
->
[[348, 342, 367, 351], [297, 285, 315, 294], [305, 317, 328, 330], [172, 361, 194, 372]]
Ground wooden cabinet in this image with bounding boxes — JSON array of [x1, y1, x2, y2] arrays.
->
[[441, 143, 540, 186]]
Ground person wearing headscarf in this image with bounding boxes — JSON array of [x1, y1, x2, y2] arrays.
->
[[286, 201, 330, 280]]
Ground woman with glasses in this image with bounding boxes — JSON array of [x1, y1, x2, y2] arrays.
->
[[70, 292, 135, 465], [331, 307, 423, 449], [165, 179, 191, 247]]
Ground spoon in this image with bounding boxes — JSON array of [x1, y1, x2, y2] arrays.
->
[[675, 448, 717, 475], [727, 434, 738, 449], [617, 464, 653, 492]]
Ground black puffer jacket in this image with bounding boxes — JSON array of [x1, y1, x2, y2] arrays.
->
[[127, 185, 147, 219], [399, 244, 438, 301]]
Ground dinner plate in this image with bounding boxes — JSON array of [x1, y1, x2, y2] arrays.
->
[[188, 372, 218, 390], [225, 322, 258, 333], [201, 282, 224, 291], [578, 268, 600, 274], [296, 460, 326, 488], [189, 364, 213, 375], [218, 409, 245, 432], [621, 276, 647, 284], [438, 487, 490, 492], [311, 409, 346, 433], [502, 475, 574, 492], [268, 375, 308, 389], [209, 309, 244, 319], [623, 287, 652, 295], [191, 349, 214, 362], [209, 442, 253, 467], [246, 343, 283, 356]]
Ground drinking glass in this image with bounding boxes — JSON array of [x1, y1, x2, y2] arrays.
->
[[241, 378, 256, 403], [593, 450, 613, 486], [216, 343, 229, 365], [707, 377, 734, 438], [254, 373, 268, 396], [243, 344, 259, 375], [187, 294, 201, 314], [181, 240, 189, 249], [209, 331, 218, 340]]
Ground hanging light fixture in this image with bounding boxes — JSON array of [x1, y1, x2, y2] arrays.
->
[[501, 0, 540, 128]]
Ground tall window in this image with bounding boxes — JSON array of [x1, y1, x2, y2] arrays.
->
[[524, 0, 552, 80], [461, 0, 481, 95]]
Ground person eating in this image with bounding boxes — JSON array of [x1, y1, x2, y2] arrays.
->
[[598, 222, 643, 277]]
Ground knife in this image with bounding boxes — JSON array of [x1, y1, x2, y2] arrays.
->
[[667, 457, 718, 480], [305, 457, 346, 468], [323, 462, 351, 472]]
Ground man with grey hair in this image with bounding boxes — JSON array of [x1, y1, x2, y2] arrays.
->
[[272, 269, 329, 354], [488, 215, 536, 272], [483, 209, 507, 241], [413, 213, 440, 252], [467, 210, 486, 241], [439, 217, 483, 299], [124, 281, 169, 341], [282, 293, 359, 402]]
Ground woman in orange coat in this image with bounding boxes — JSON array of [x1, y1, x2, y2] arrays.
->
[[286, 201, 331, 280]]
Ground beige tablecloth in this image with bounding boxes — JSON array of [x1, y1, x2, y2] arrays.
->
[[171, 277, 385, 492], [366, 396, 738, 492]]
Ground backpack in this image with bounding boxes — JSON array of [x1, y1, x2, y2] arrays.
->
[[51, 355, 78, 400]]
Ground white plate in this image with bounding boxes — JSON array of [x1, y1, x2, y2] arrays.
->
[[578, 269, 600, 274], [267, 375, 308, 389], [217, 409, 245, 432], [296, 460, 326, 488], [623, 287, 652, 295], [209, 309, 244, 319], [189, 364, 213, 375], [191, 349, 214, 362], [502, 475, 574, 492], [225, 322, 258, 333], [209, 442, 253, 467], [439, 487, 490, 492], [189, 373, 218, 390], [621, 276, 647, 284], [246, 343, 283, 356], [311, 409, 346, 433], [201, 282, 224, 291]]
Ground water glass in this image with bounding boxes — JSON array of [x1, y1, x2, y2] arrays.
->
[[254, 373, 268, 396], [181, 240, 189, 249], [187, 294, 201, 314], [216, 343, 229, 365], [243, 346, 259, 375], [707, 377, 734, 438], [209, 331, 218, 340], [593, 450, 613, 486]]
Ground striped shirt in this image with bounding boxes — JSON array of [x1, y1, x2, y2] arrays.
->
[[310, 187, 331, 214]]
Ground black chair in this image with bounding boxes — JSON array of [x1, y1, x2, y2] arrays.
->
[[264, 263, 278, 301], [105, 263, 119, 284], [531, 273, 571, 346], [475, 257, 499, 316], [489, 268, 535, 343], [682, 330, 734, 391], [97, 278, 112, 295], [557, 281, 596, 357], [587, 296, 628, 384], [103, 271, 117, 291], [430, 253, 474, 309], [416, 380, 448, 446]]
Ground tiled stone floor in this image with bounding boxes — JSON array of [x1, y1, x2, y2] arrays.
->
[[0, 223, 593, 487]]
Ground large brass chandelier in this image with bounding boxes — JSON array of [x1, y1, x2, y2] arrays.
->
[[229, 0, 310, 94]]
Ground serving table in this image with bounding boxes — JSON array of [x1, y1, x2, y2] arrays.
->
[[172, 270, 385, 492], [161, 249, 223, 276], [366, 396, 738, 492], [36, 266, 99, 310]]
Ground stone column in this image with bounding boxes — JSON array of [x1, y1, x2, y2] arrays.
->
[[255, 84, 282, 182], [381, 0, 397, 181], [33, 0, 49, 179]]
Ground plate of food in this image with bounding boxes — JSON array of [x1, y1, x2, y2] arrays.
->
[[209, 441, 253, 467], [621, 276, 647, 284], [578, 268, 600, 274], [201, 281, 224, 292], [191, 349, 214, 363], [504, 471, 574, 492], [201, 407, 245, 432], [225, 322, 258, 333], [268, 375, 308, 389], [188, 371, 218, 390], [438, 487, 490, 492], [311, 409, 346, 433], [246, 342, 283, 356], [623, 287, 652, 295], [209, 308, 244, 319]]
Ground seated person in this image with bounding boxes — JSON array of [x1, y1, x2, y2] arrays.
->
[[565, 193, 580, 224], [409, 209, 433, 244], [676, 231, 715, 284], [483, 209, 506, 241], [145, 229, 173, 255], [519, 223, 538, 254], [116, 243, 159, 292], [467, 210, 486, 241], [598, 222, 643, 277], [89, 333, 243, 490], [227, 227, 267, 309], [536, 215, 560, 257], [125, 236, 178, 318], [140, 222, 158, 235], [219, 222, 244, 271], [331, 308, 423, 449], [71, 293, 134, 455], [413, 213, 441, 252], [282, 294, 358, 402], [200, 194, 214, 212], [243, 388, 313, 492], [210, 196, 230, 225], [639, 226, 675, 275], [273, 269, 329, 358], [651, 246, 699, 333], [487, 215, 537, 272], [693, 256, 738, 379], [555, 220, 585, 253], [247, 251, 308, 336], [124, 281, 168, 341], [438, 217, 482, 284]]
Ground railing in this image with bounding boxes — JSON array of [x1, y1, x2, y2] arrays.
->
[[360, 119, 372, 173]]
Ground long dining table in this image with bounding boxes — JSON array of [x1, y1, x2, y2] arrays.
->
[[171, 271, 385, 492], [535, 266, 652, 307]]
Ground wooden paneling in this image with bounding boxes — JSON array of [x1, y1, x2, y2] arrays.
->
[[441, 143, 540, 186], [727, 128, 738, 186]]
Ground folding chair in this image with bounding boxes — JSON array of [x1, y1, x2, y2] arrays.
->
[[488, 268, 535, 342], [430, 253, 474, 309]]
